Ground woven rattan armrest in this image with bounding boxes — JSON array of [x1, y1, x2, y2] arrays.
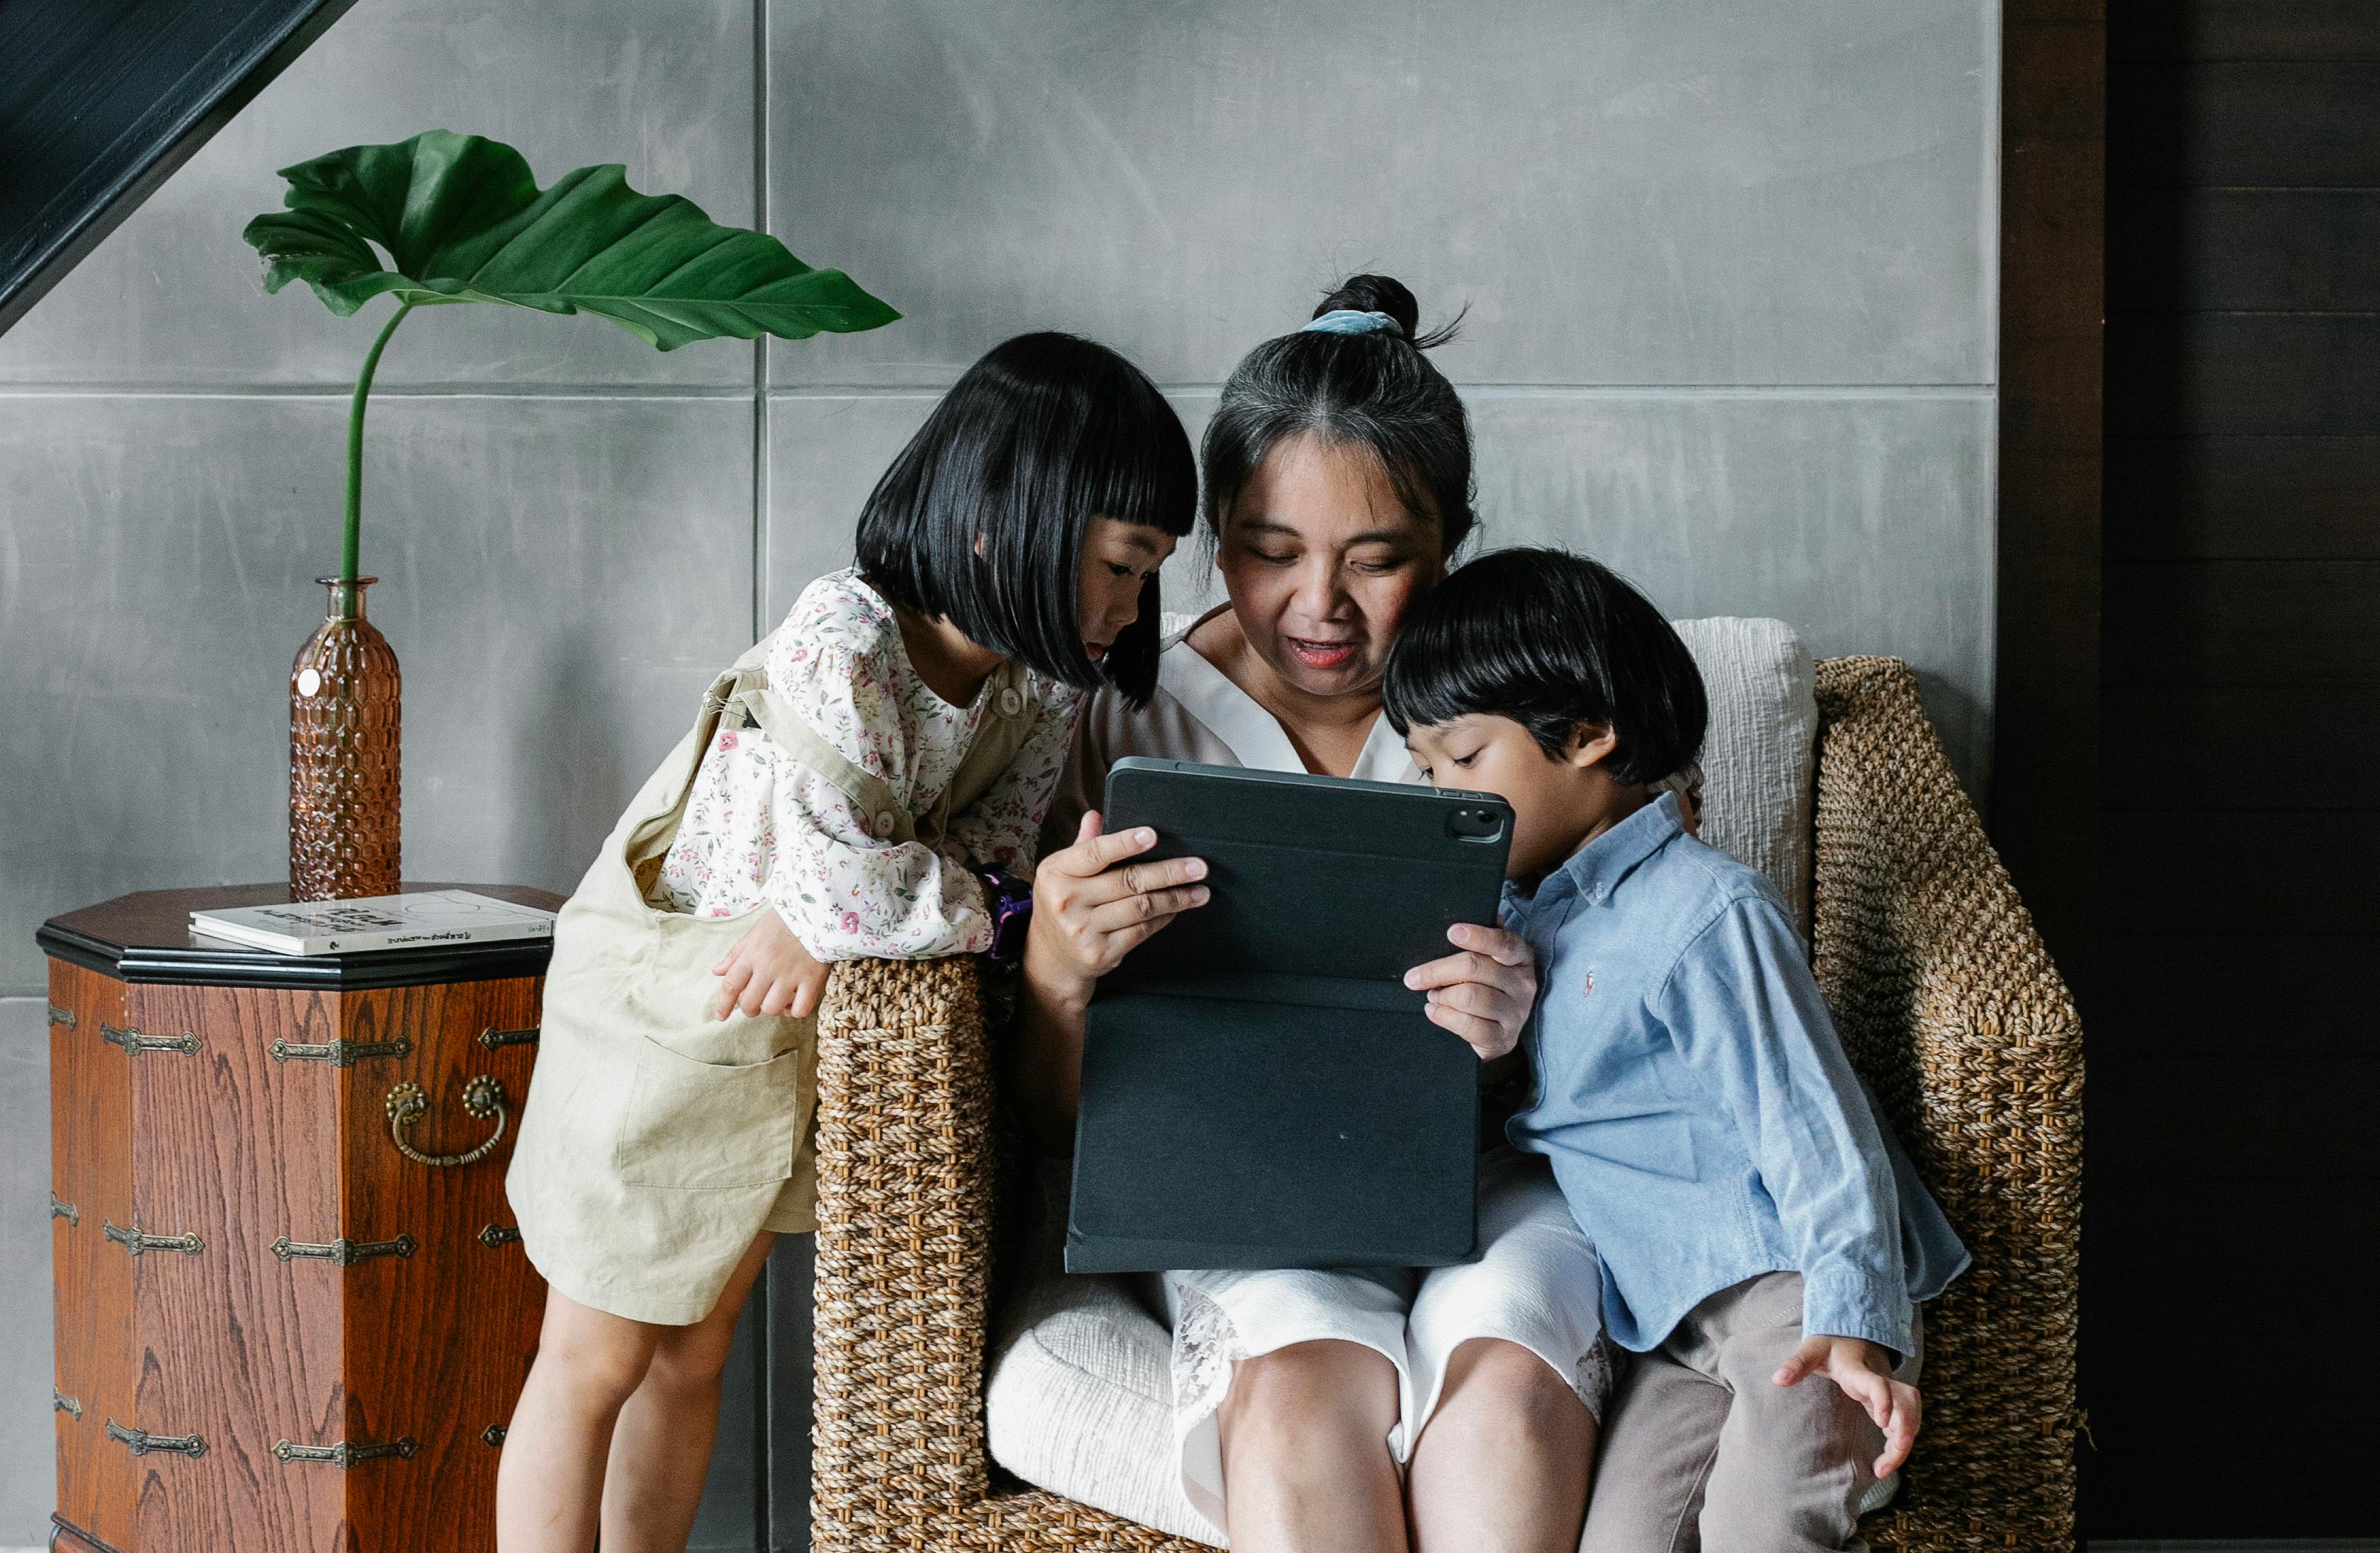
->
[[1810, 658, 2082, 1552], [808, 656, 2082, 1553]]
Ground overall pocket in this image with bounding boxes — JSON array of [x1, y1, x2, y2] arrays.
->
[[614, 1034, 811, 1189], [613, 906, 815, 1189]]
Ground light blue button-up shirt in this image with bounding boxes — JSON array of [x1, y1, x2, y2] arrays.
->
[[1502, 791, 1968, 1357]]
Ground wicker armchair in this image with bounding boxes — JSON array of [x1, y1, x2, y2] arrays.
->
[[808, 657, 2083, 1553]]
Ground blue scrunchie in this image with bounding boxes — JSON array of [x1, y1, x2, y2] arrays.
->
[[1301, 309, 1403, 337]]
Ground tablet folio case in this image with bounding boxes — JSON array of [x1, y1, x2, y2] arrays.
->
[[1065, 760, 1512, 1273]]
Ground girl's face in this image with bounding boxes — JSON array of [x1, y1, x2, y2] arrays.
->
[[1079, 518, 1178, 663], [1216, 433, 1446, 700]]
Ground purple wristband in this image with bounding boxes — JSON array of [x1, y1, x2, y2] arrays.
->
[[973, 868, 1033, 967]]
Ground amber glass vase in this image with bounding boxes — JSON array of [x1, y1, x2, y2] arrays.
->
[[289, 576, 401, 899]]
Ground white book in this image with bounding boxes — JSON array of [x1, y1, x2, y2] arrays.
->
[[189, 889, 557, 957]]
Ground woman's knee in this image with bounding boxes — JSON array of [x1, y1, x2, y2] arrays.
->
[[1220, 1340, 1400, 1445], [1437, 1338, 1593, 1445]]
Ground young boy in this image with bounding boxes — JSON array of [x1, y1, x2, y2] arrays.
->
[[1383, 547, 1968, 1552]]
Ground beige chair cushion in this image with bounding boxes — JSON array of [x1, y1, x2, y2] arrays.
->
[[1669, 617, 1818, 933], [985, 618, 1820, 1542]]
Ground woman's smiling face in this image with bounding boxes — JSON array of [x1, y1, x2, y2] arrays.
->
[[1215, 431, 1447, 700]]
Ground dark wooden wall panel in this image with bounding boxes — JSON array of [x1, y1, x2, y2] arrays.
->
[[2098, 0, 2380, 1534], [1995, 0, 2104, 1006], [2090, 1055, 2380, 1178], [2105, 436, 2380, 557], [2097, 934, 2375, 1057], [2109, 190, 2380, 311], [2114, 1, 2380, 61], [2102, 560, 2380, 681], [2101, 812, 2380, 933], [2109, 63, 2380, 186], [2106, 314, 2380, 435]]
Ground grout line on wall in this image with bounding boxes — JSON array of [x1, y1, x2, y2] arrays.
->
[[757, 382, 2000, 401], [0, 382, 756, 399], [750, 0, 771, 652], [0, 382, 1999, 403]]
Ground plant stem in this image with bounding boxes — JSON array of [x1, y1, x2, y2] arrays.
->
[[341, 301, 414, 613]]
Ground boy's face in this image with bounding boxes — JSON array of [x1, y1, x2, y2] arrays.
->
[[1407, 714, 1616, 881]]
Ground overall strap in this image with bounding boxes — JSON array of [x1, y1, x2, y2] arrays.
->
[[720, 656, 917, 846], [919, 658, 1043, 843], [721, 652, 1044, 851]]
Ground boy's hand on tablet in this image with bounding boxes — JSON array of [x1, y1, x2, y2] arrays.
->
[[712, 909, 831, 1021], [1403, 923, 1538, 1059], [1028, 812, 1211, 995], [1774, 1335, 1922, 1478]]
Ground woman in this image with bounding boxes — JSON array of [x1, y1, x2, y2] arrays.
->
[[1007, 277, 1611, 1553]]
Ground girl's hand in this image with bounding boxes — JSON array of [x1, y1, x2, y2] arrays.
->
[[1026, 812, 1211, 1002], [1774, 1335, 1922, 1478], [712, 909, 830, 1020], [1402, 923, 1538, 1059]]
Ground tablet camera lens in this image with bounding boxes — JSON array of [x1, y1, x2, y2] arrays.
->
[[1448, 807, 1504, 841]]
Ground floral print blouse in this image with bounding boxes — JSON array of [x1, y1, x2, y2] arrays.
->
[[654, 568, 1081, 960]]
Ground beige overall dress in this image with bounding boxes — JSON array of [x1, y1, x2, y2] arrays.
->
[[506, 639, 1039, 1325]]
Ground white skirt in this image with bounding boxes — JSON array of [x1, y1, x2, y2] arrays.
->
[[1161, 1148, 1611, 1529]]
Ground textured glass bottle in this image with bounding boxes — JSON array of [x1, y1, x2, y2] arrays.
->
[[290, 576, 401, 899]]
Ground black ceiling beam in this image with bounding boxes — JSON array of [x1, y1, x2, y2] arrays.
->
[[0, 0, 361, 336]]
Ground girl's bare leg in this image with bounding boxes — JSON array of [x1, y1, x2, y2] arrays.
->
[[497, 1289, 664, 1553], [597, 1230, 778, 1553], [1218, 1339, 1407, 1553], [1407, 1338, 1596, 1553]]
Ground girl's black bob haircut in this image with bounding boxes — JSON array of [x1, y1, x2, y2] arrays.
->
[[856, 331, 1196, 705], [1201, 273, 1476, 554], [1383, 547, 1707, 787]]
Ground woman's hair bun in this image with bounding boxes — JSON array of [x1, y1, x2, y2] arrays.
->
[[1312, 273, 1461, 349]]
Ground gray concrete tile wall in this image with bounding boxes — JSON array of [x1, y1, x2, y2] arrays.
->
[[764, 0, 1995, 389], [0, 1002, 51, 1550], [0, 0, 2000, 1545], [0, 394, 756, 996]]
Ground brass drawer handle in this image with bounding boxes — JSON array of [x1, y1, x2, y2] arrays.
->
[[385, 1075, 507, 1168], [270, 1036, 412, 1066], [103, 1219, 203, 1258], [50, 1193, 77, 1226], [107, 1420, 206, 1458], [272, 1234, 416, 1267], [478, 1025, 540, 1050], [47, 1003, 76, 1029], [274, 1436, 417, 1469], [478, 1224, 522, 1248], [55, 1389, 81, 1420], [100, 1023, 200, 1057]]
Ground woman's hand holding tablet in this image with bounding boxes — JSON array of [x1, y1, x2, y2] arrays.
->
[[1026, 811, 1214, 999]]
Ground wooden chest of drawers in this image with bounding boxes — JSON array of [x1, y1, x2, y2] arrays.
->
[[40, 884, 561, 1553]]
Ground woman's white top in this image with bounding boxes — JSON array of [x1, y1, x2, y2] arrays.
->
[[1043, 609, 1416, 852], [657, 567, 1081, 960]]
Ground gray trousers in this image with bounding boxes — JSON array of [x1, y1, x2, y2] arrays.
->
[[1579, 1273, 1922, 1553]]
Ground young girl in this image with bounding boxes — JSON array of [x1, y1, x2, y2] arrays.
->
[[1383, 547, 1968, 1552], [498, 332, 1196, 1553]]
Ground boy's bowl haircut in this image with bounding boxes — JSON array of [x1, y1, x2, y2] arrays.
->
[[1382, 547, 1708, 787]]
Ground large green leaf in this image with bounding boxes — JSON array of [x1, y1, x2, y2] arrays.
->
[[243, 129, 897, 348]]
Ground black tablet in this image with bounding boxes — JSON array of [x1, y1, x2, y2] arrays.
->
[[1065, 758, 1514, 1273]]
